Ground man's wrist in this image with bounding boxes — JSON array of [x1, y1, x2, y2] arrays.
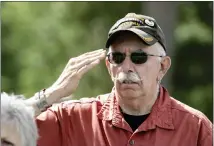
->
[[34, 89, 51, 112], [25, 88, 59, 116]]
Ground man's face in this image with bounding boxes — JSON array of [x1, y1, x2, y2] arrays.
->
[[1, 123, 22, 146], [106, 32, 163, 100]]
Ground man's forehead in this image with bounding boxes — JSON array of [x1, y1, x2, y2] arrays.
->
[[109, 39, 151, 52], [108, 42, 161, 56]]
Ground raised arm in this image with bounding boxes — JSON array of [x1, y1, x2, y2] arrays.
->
[[25, 49, 106, 117]]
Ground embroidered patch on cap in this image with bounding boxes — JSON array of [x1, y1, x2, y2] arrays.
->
[[145, 19, 155, 27], [143, 37, 154, 42]]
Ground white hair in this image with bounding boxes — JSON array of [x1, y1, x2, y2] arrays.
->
[[155, 42, 166, 61], [1, 92, 38, 146]]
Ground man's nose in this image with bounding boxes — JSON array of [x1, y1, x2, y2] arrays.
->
[[121, 55, 134, 72]]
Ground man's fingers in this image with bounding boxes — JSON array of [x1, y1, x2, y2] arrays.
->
[[79, 49, 104, 58], [75, 49, 106, 77], [85, 50, 106, 59], [77, 59, 100, 77], [67, 50, 105, 70], [76, 50, 106, 62], [70, 52, 105, 71], [65, 49, 105, 71]]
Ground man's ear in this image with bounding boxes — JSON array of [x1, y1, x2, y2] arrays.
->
[[160, 56, 171, 78]]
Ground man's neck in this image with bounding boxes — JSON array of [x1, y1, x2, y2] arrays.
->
[[117, 85, 160, 116]]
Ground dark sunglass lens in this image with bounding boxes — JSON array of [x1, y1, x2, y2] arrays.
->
[[108, 52, 125, 64], [131, 52, 147, 64]]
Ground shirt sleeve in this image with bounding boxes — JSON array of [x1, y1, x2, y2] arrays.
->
[[36, 104, 67, 146], [197, 117, 213, 146], [35, 99, 98, 146]]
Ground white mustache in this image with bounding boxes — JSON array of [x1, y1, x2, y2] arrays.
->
[[113, 72, 142, 83]]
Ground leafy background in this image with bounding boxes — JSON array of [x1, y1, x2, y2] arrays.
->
[[1, 2, 213, 121]]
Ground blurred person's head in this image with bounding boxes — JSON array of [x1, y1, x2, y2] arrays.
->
[[105, 13, 171, 111], [1, 92, 38, 146]]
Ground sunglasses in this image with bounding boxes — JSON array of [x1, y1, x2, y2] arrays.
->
[[107, 51, 163, 64]]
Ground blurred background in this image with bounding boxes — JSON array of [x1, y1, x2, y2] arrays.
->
[[1, 2, 213, 121]]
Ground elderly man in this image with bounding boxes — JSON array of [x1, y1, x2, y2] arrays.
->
[[25, 13, 212, 146], [1, 93, 38, 146]]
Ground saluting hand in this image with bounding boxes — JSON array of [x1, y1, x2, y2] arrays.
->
[[45, 49, 106, 104]]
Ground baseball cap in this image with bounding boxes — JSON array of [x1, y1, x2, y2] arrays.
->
[[105, 13, 167, 51]]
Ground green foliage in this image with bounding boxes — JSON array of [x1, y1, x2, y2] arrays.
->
[[1, 2, 142, 98], [172, 2, 213, 120], [1, 2, 212, 120]]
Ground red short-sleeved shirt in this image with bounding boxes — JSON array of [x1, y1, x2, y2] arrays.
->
[[36, 86, 213, 146]]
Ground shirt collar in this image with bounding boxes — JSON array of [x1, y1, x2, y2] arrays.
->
[[97, 86, 175, 131]]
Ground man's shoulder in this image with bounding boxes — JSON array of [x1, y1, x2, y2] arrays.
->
[[52, 93, 111, 109], [170, 97, 205, 118], [169, 96, 212, 129], [45, 93, 111, 119]]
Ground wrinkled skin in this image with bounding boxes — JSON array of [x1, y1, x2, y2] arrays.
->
[[106, 32, 171, 115]]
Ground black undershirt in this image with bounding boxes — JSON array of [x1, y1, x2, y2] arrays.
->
[[123, 113, 150, 131]]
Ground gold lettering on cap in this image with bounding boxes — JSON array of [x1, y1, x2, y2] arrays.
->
[[118, 21, 142, 29], [143, 37, 153, 42]]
